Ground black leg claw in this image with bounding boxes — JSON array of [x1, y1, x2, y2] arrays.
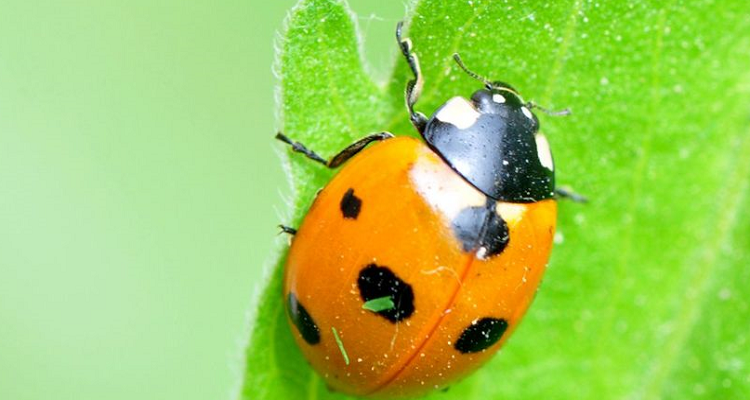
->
[[278, 225, 297, 235], [275, 132, 328, 166]]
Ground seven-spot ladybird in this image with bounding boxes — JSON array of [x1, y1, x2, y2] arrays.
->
[[277, 22, 571, 398]]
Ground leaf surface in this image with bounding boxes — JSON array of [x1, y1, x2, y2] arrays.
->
[[240, 1, 750, 399]]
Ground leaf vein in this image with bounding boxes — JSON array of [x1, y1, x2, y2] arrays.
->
[[541, 0, 583, 104], [642, 121, 750, 399], [593, 5, 668, 366]]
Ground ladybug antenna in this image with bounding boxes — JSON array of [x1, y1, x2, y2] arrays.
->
[[525, 101, 572, 117], [453, 53, 571, 117], [452, 53, 491, 88], [453, 53, 520, 95]]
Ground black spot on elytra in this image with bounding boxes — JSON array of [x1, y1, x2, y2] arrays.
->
[[357, 264, 414, 323], [287, 293, 320, 345], [340, 188, 362, 219], [451, 200, 509, 257], [454, 317, 508, 354]]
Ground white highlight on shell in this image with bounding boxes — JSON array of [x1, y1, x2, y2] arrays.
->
[[521, 106, 534, 120], [496, 202, 527, 226], [475, 246, 488, 260], [535, 133, 554, 171], [492, 93, 506, 103], [435, 97, 480, 129]]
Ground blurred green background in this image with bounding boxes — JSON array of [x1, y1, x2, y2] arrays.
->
[[0, 1, 408, 399]]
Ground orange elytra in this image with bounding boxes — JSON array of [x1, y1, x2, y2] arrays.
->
[[277, 22, 570, 398]]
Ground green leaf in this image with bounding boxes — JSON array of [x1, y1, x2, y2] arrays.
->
[[239, 0, 750, 399], [362, 296, 396, 313], [331, 327, 351, 366]]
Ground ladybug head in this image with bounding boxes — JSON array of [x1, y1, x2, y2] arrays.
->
[[452, 54, 534, 121], [420, 55, 568, 203], [468, 86, 540, 133]]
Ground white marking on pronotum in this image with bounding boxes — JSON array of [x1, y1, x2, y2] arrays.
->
[[492, 93, 506, 103], [535, 133, 554, 171], [435, 97, 480, 129], [521, 106, 534, 120], [410, 150, 485, 220]]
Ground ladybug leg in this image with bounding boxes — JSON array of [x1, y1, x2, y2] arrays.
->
[[555, 187, 588, 203], [278, 225, 297, 235], [276, 131, 394, 168], [327, 132, 394, 167], [275, 132, 327, 165], [396, 21, 427, 134]]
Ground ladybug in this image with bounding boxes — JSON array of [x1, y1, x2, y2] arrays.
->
[[277, 22, 574, 398]]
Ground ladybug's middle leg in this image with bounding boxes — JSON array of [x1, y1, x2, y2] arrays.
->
[[276, 131, 394, 168]]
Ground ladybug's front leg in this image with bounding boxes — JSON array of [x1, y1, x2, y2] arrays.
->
[[275, 131, 394, 168], [396, 22, 427, 134]]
